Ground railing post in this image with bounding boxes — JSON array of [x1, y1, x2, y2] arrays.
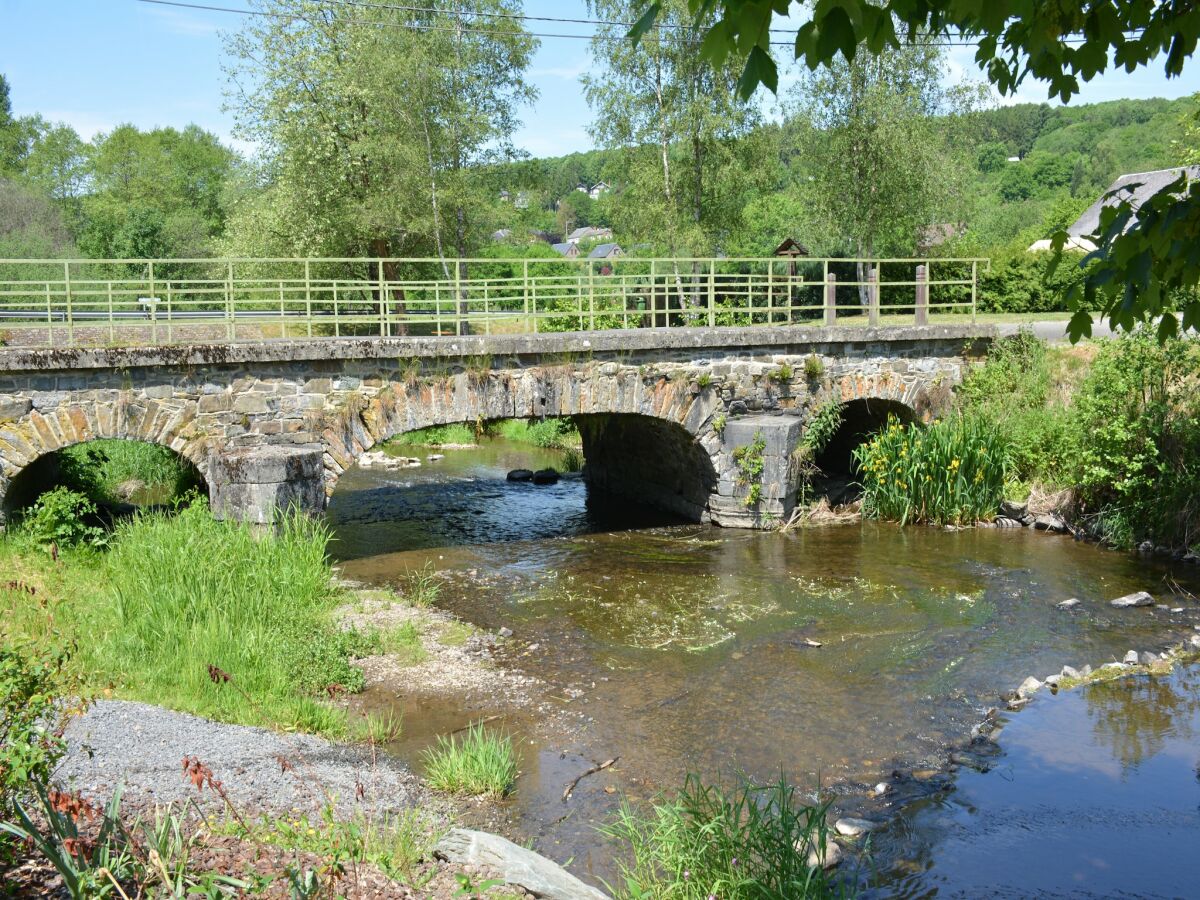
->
[[650, 259, 657, 328], [971, 260, 978, 323], [167, 280, 174, 344], [915, 263, 928, 326], [767, 261, 774, 325], [63, 261, 73, 347], [149, 260, 158, 345], [45, 282, 54, 348], [107, 281, 114, 345], [523, 260, 531, 333], [868, 266, 880, 327], [708, 260, 716, 327], [378, 257, 386, 338], [588, 261, 596, 331], [824, 270, 837, 326], [226, 261, 235, 341], [304, 259, 313, 338]]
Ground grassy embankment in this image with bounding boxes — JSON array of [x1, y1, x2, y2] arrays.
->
[[387, 417, 584, 470], [854, 331, 1200, 550]]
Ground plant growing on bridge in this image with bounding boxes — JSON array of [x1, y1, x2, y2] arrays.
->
[[854, 415, 1008, 526], [803, 355, 825, 381], [733, 430, 767, 508]]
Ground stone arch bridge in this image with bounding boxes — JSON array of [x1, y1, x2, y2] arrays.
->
[[0, 324, 992, 528]]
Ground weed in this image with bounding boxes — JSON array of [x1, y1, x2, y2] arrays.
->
[[561, 447, 585, 472], [803, 355, 825, 380], [400, 563, 443, 607], [601, 773, 843, 899], [697, 372, 713, 389], [354, 709, 404, 744], [712, 413, 727, 436], [389, 423, 477, 447], [422, 723, 518, 798], [439, 621, 474, 647], [13, 487, 106, 552], [770, 363, 794, 383], [1, 641, 75, 817], [733, 431, 767, 508], [488, 417, 580, 449]]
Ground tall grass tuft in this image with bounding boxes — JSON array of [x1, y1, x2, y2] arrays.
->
[[854, 415, 1008, 526], [601, 773, 845, 899], [421, 723, 518, 797], [388, 423, 477, 447], [89, 501, 367, 734], [490, 417, 579, 449]]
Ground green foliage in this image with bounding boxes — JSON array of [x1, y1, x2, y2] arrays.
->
[[854, 415, 1009, 526], [802, 401, 844, 456], [803, 355, 825, 380], [561, 447, 585, 472], [601, 773, 843, 899], [15, 487, 105, 551], [389, 423, 478, 447], [733, 431, 767, 508], [976, 250, 1091, 314], [56, 439, 203, 507], [489, 417, 580, 449], [712, 413, 727, 436], [422, 723, 518, 797], [956, 332, 1071, 483], [0, 641, 73, 817], [1067, 334, 1200, 548]]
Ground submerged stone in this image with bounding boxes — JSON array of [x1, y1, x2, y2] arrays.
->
[[835, 817, 882, 837], [1111, 591, 1154, 608], [506, 468, 534, 482]]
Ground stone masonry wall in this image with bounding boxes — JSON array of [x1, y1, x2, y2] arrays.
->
[[0, 325, 991, 526]]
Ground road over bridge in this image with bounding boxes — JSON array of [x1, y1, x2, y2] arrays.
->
[[0, 324, 993, 528]]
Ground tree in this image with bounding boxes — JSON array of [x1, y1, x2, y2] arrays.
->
[[583, 0, 759, 255], [627, 0, 1200, 338], [787, 38, 976, 300], [0, 178, 75, 258], [223, 0, 535, 275]]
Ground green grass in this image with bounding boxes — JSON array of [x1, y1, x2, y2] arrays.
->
[[387, 423, 477, 447], [421, 723, 518, 798], [399, 563, 443, 607], [0, 501, 371, 737], [601, 773, 846, 899], [560, 447, 584, 472], [854, 415, 1009, 526], [57, 439, 203, 506], [438, 620, 474, 647], [378, 621, 427, 666], [487, 417, 580, 449]]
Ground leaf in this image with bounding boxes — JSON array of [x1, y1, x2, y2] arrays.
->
[[737, 45, 779, 99], [628, 3, 662, 46]]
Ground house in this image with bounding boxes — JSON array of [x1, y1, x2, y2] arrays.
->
[[587, 242, 623, 260], [1026, 236, 1097, 253], [588, 181, 611, 200], [566, 226, 614, 244], [575, 183, 589, 194], [528, 229, 559, 245], [1068, 166, 1200, 240], [551, 242, 580, 258]]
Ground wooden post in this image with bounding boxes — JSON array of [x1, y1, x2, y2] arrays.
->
[[824, 271, 837, 326], [915, 263, 928, 326], [868, 266, 880, 327]]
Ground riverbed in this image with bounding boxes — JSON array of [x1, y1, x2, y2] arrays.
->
[[326, 438, 1200, 892]]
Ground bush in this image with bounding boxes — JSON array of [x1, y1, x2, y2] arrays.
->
[[490, 417, 579, 449], [976, 248, 1091, 314], [15, 487, 105, 551], [956, 331, 1072, 483], [421, 723, 517, 797], [1067, 334, 1200, 548], [0, 641, 74, 818], [854, 415, 1009, 525], [601, 773, 842, 899], [57, 440, 202, 506]]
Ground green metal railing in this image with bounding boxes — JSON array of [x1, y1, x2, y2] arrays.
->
[[0, 256, 989, 348]]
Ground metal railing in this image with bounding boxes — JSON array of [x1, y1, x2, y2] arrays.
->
[[0, 256, 990, 348]]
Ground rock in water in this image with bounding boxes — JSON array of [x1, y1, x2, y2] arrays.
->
[[1111, 591, 1154, 608], [506, 469, 534, 482], [1017, 676, 1043, 699], [1139, 651, 1159, 666], [1061, 665, 1080, 679], [999, 499, 1028, 519], [434, 828, 610, 900], [1056, 598, 1080, 610], [797, 838, 843, 869], [835, 817, 882, 837], [1034, 514, 1069, 534], [1123, 650, 1139, 664], [532, 468, 560, 485]]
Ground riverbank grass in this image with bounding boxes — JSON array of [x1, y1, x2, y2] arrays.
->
[[422, 724, 518, 798], [602, 774, 845, 899], [0, 500, 372, 737]]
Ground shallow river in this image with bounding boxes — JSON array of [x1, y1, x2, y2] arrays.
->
[[327, 438, 1200, 894]]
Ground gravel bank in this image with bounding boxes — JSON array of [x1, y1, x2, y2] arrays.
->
[[56, 700, 438, 821]]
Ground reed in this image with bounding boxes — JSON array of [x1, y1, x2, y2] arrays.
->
[[421, 723, 517, 798]]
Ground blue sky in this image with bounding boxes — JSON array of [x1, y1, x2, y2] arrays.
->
[[2, 0, 1195, 160]]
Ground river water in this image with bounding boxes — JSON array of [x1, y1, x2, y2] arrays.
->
[[327, 438, 1200, 894]]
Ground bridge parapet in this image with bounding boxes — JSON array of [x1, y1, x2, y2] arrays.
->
[[0, 324, 994, 527]]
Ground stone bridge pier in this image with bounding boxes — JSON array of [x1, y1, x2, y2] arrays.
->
[[0, 325, 992, 528]]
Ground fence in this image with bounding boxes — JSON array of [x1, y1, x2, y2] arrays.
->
[[0, 256, 989, 348]]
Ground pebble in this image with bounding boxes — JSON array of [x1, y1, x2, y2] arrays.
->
[[801, 839, 843, 869], [1111, 591, 1155, 608], [1139, 651, 1158, 666], [1056, 598, 1080, 610], [1044, 674, 1061, 687], [873, 781, 890, 795], [498, 627, 513, 638], [834, 817, 881, 838], [1123, 650, 1139, 664], [1189, 634, 1200, 649], [1061, 665, 1080, 679]]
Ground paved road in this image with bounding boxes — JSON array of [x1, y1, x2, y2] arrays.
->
[[995, 319, 1116, 343]]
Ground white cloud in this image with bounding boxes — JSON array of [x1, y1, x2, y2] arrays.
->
[[529, 61, 590, 81]]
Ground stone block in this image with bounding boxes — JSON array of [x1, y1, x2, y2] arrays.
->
[[0, 397, 31, 422], [232, 392, 271, 414], [209, 446, 324, 484], [210, 478, 326, 524]]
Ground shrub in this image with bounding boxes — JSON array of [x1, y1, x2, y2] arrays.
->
[[15, 487, 105, 551], [57, 440, 202, 506], [1067, 334, 1200, 548], [855, 415, 1009, 525], [0, 641, 74, 817], [601, 773, 842, 900], [976, 248, 1091, 314], [491, 417, 579, 449], [421, 723, 517, 797], [803, 355, 825, 380]]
